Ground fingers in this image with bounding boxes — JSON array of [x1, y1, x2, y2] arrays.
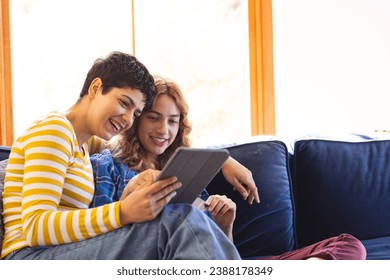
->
[[143, 175, 182, 209], [205, 195, 235, 216], [149, 175, 181, 195], [242, 177, 260, 204], [231, 177, 249, 200], [133, 174, 182, 209], [155, 181, 181, 204], [150, 185, 180, 218], [125, 169, 161, 192], [233, 177, 260, 204]]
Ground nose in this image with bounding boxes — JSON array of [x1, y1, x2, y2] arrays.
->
[[156, 120, 169, 135], [122, 111, 134, 130]]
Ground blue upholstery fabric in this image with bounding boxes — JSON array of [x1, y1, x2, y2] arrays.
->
[[0, 159, 8, 254], [206, 141, 295, 259], [362, 236, 390, 260], [292, 139, 390, 249], [0, 144, 11, 254], [0, 146, 10, 161]]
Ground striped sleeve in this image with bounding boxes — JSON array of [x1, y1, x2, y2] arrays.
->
[[18, 116, 122, 246], [86, 136, 108, 155]]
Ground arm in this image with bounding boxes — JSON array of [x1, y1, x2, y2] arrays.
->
[[90, 148, 180, 224], [19, 116, 122, 246], [90, 149, 137, 207], [86, 135, 110, 154], [22, 146, 179, 246], [90, 149, 180, 222], [221, 157, 260, 204]]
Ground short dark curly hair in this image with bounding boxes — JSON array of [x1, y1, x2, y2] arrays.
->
[[79, 51, 155, 108]]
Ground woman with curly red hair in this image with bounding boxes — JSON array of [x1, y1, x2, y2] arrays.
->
[[91, 76, 259, 241], [118, 76, 193, 172]]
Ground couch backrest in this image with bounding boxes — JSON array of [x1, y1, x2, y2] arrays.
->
[[0, 159, 8, 254], [0, 146, 11, 161], [291, 139, 390, 248], [207, 140, 295, 259], [0, 147, 10, 254]]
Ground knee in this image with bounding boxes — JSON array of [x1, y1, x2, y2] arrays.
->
[[162, 204, 207, 223], [164, 203, 201, 216], [337, 233, 367, 260], [160, 204, 224, 238]]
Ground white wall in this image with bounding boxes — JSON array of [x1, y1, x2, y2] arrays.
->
[[273, 0, 390, 138]]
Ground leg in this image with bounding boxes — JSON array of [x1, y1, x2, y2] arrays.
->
[[5, 204, 241, 260], [260, 234, 367, 260]]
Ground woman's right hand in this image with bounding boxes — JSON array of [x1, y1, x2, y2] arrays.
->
[[119, 169, 182, 224]]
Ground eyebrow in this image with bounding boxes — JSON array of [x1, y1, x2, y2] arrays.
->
[[148, 109, 180, 118]]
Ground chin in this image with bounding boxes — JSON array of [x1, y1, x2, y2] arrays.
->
[[100, 132, 115, 141], [152, 147, 166, 156]]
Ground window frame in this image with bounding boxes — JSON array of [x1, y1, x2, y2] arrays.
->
[[0, 0, 14, 146], [248, 0, 275, 135]]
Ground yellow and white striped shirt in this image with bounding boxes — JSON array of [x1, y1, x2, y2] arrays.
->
[[1, 112, 122, 258]]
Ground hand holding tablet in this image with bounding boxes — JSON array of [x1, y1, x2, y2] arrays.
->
[[157, 147, 230, 204]]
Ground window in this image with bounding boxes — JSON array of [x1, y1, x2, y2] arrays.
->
[[9, 0, 252, 147], [10, 0, 134, 140], [273, 0, 390, 138]]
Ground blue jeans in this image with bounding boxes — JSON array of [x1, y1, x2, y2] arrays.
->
[[4, 204, 241, 260]]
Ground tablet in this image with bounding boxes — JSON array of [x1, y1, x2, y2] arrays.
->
[[157, 147, 230, 204]]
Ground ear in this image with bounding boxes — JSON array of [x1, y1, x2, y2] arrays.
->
[[88, 78, 103, 99]]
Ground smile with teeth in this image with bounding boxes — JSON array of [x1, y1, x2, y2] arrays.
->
[[150, 136, 168, 144], [110, 119, 124, 132]]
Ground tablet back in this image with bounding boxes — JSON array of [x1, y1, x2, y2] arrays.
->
[[158, 147, 229, 204]]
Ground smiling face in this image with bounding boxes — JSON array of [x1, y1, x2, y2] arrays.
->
[[90, 84, 145, 141], [137, 94, 180, 158]]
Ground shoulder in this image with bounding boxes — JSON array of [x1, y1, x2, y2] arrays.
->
[[20, 111, 74, 142], [90, 149, 116, 174], [86, 136, 108, 154], [10, 112, 76, 167], [90, 149, 114, 163]]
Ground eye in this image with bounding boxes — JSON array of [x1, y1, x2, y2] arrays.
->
[[147, 115, 159, 121], [119, 99, 129, 108], [169, 119, 179, 125]]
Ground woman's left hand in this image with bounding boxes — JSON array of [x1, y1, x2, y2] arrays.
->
[[221, 157, 260, 204]]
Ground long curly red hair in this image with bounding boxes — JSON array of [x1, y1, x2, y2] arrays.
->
[[114, 76, 192, 172]]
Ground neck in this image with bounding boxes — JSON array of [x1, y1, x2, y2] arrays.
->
[[65, 101, 91, 146], [145, 152, 159, 169]]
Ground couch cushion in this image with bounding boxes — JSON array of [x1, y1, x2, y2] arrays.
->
[[292, 139, 390, 249], [206, 140, 295, 259], [362, 236, 390, 260], [0, 159, 8, 254], [0, 146, 11, 161]]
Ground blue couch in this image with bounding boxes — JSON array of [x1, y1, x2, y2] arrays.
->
[[1, 136, 390, 260], [206, 135, 390, 260]]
